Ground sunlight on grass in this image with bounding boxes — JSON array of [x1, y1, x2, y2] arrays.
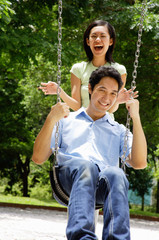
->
[[0, 194, 66, 209], [0, 194, 159, 218]]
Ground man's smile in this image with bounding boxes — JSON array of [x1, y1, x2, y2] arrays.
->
[[98, 100, 110, 108]]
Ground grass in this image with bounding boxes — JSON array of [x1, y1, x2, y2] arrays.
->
[[130, 209, 159, 218], [0, 193, 66, 209], [129, 207, 159, 218], [0, 193, 159, 219]]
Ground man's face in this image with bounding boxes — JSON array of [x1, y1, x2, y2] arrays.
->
[[88, 77, 118, 116]]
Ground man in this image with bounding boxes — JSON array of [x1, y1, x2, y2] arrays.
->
[[32, 66, 147, 240]]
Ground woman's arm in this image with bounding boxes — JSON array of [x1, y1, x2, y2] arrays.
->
[[70, 73, 81, 110], [39, 73, 81, 111], [108, 73, 127, 113]]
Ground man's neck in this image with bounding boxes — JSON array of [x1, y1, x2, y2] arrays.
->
[[86, 106, 107, 121]]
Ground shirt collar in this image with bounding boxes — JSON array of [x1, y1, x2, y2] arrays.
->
[[75, 107, 116, 126]]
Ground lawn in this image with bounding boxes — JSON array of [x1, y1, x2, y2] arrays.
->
[[0, 194, 66, 209], [0, 193, 159, 219]]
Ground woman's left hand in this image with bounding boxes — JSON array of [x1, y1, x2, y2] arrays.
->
[[117, 88, 139, 104]]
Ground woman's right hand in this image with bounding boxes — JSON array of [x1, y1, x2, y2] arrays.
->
[[39, 81, 58, 95]]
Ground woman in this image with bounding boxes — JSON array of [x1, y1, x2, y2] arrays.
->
[[39, 20, 137, 112]]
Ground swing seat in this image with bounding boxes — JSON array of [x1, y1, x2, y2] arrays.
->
[[50, 165, 103, 210]]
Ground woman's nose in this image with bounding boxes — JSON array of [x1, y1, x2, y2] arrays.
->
[[95, 36, 101, 41]]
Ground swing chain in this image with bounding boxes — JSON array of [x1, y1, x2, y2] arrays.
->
[[54, 0, 147, 168], [57, 0, 62, 102], [55, 0, 63, 162], [131, 0, 147, 90], [121, 0, 147, 171]]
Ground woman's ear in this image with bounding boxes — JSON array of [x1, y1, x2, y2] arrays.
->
[[86, 38, 90, 46], [88, 83, 92, 94], [109, 38, 113, 46]]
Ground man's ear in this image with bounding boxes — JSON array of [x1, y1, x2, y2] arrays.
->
[[88, 83, 92, 94]]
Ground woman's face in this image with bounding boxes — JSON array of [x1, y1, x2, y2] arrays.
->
[[86, 25, 113, 60]]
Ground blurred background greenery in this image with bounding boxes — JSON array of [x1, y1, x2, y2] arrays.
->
[[0, 0, 158, 214]]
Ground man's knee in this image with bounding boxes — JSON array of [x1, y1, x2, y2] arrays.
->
[[100, 166, 129, 190], [73, 160, 99, 182]]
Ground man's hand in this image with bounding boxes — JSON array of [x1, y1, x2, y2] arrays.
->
[[32, 102, 70, 165], [126, 99, 139, 119], [126, 98, 147, 169], [39, 81, 58, 95], [48, 102, 70, 122]]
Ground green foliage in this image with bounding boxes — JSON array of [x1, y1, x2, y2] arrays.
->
[[127, 164, 154, 210], [0, 0, 15, 28], [128, 165, 153, 197], [0, 0, 158, 211], [153, 145, 159, 180]]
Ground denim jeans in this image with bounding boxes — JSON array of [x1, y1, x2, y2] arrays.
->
[[58, 159, 130, 240]]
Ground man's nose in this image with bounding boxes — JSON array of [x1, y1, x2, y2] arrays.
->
[[102, 94, 110, 102]]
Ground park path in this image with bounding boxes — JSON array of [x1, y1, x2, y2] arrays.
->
[[0, 206, 159, 240]]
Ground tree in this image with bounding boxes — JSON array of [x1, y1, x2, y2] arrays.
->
[[127, 165, 154, 211], [0, 0, 59, 196], [154, 145, 159, 213], [0, 0, 158, 204], [0, 0, 15, 28]]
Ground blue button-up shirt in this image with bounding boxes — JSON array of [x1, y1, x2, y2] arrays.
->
[[50, 107, 132, 171]]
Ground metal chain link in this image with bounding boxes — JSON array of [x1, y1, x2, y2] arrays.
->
[[54, 0, 62, 163], [121, 0, 147, 172], [54, 0, 147, 168]]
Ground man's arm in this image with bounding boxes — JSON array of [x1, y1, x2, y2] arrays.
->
[[32, 102, 70, 165], [126, 99, 147, 169]]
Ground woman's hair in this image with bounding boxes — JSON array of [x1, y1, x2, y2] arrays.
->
[[83, 20, 116, 63]]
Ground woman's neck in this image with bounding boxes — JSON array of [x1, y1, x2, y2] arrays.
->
[[92, 57, 106, 67]]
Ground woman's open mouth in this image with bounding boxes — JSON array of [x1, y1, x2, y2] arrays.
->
[[94, 45, 103, 51]]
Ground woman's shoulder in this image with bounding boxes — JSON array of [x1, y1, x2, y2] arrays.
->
[[70, 61, 89, 79], [70, 61, 88, 71], [110, 62, 127, 75]]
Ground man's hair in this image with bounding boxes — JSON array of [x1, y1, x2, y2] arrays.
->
[[83, 20, 116, 63], [89, 66, 123, 99]]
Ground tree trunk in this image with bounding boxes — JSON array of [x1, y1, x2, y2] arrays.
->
[[19, 156, 30, 197], [156, 180, 159, 213], [141, 195, 144, 211]]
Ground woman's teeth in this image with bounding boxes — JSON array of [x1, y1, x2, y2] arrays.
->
[[95, 46, 103, 50]]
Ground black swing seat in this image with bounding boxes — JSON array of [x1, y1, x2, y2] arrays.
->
[[50, 165, 103, 210]]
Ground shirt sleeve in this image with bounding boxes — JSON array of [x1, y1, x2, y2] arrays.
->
[[70, 62, 85, 79], [111, 62, 127, 76], [119, 64, 127, 76]]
